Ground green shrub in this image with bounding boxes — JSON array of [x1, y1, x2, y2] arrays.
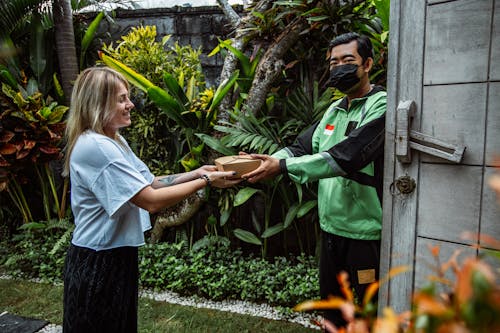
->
[[1, 230, 319, 308], [139, 240, 319, 307], [0, 219, 73, 282]]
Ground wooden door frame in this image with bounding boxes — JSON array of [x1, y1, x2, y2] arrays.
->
[[379, 0, 426, 314]]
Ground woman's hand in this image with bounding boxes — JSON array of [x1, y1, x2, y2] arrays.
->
[[194, 165, 218, 178], [203, 170, 242, 188]]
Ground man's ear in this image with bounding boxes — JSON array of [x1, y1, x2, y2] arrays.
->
[[363, 57, 374, 72]]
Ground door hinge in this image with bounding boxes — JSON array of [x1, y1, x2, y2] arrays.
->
[[395, 100, 466, 164]]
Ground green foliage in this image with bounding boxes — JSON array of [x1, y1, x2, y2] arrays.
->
[[216, 112, 281, 155], [102, 26, 204, 89], [1, 219, 73, 281], [0, 230, 319, 308], [139, 239, 319, 307]]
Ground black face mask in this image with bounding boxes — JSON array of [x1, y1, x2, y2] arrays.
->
[[327, 64, 360, 92]]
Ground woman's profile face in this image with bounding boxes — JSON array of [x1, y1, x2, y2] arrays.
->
[[104, 81, 134, 137]]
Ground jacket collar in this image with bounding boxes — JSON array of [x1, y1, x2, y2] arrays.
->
[[336, 85, 385, 111]]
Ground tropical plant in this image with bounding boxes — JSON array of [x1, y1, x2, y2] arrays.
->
[[0, 82, 68, 223], [1, 228, 320, 307], [0, 0, 120, 104]]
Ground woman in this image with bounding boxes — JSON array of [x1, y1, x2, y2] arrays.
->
[[62, 66, 239, 332]]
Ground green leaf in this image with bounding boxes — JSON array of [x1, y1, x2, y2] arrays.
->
[[283, 202, 300, 228], [0, 65, 17, 89], [261, 223, 284, 238], [29, 15, 46, 80], [19, 222, 46, 230], [186, 75, 196, 102], [180, 155, 199, 171], [163, 72, 189, 106], [208, 70, 239, 113], [191, 142, 204, 156], [207, 42, 221, 57], [297, 200, 317, 218], [80, 11, 105, 70], [220, 208, 231, 227], [147, 86, 187, 127], [306, 16, 329, 22], [374, 0, 390, 30], [52, 73, 64, 101], [234, 187, 260, 206], [207, 215, 217, 226], [47, 105, 68, 124], [233, 228, 262, 245], [220, 40, 252, 76], [98, 52, 154, 92], [195, 133, 236, 156]]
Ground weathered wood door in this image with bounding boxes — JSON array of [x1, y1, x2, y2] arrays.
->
[[379, 0, 500, 313]]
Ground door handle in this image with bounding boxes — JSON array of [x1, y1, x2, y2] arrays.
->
[[395, 100, 466, 164]]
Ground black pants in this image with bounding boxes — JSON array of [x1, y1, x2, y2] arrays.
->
[[63, 244, 139, 333], [319, 231, 380, 329]]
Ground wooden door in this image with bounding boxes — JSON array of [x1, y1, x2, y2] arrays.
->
[[379, 0, 499, 313]]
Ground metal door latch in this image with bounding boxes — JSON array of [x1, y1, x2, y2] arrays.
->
[[395, 100, 466, 164]]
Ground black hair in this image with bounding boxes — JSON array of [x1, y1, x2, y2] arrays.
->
[[329, 32, 373, 62]]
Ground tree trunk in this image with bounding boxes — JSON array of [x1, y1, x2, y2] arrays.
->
[[215, 0, 273, 122], [150, 190, 205, 243], [53, 0, 78, 105], [243, 18, 309, 115]]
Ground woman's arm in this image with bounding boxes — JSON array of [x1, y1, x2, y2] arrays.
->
[[151, 165, 218, 189], [132, 169, 240, 213]]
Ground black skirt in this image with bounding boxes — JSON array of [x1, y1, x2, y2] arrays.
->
[[63, 244, 139, 333]]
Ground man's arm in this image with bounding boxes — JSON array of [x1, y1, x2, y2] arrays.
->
[[326, 114, 385, 173]]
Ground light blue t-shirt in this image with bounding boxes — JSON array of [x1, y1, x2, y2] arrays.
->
[[69, 131, 154, 250]]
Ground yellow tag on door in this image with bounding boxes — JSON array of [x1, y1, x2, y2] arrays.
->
[[357, 269, 376, 284]]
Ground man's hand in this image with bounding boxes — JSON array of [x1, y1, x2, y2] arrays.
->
[[241, 154, 281, 183]]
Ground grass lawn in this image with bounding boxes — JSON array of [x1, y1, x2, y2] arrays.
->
[[0, 278, 318, 332]]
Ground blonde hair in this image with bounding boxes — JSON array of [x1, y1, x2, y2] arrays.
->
[[62, 66, 130, 177]]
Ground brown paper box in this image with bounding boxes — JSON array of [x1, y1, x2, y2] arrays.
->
[[214, 155, 262, 178]]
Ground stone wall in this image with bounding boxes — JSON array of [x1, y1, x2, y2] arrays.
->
[[86, 5, 241, 86]]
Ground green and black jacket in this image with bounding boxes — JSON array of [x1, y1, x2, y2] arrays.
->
[[273, 86, 386, 240]]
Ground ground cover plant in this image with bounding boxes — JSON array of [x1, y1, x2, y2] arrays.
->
[[0, 224, 320, 309]]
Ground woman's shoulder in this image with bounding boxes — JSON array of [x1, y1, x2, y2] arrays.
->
[[73, 131, 126, 165]]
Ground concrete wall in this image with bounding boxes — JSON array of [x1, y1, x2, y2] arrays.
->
[[86, 6, 241, 86]]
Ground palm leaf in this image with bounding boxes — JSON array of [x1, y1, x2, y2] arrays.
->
[[0, 0, 51, 37]]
